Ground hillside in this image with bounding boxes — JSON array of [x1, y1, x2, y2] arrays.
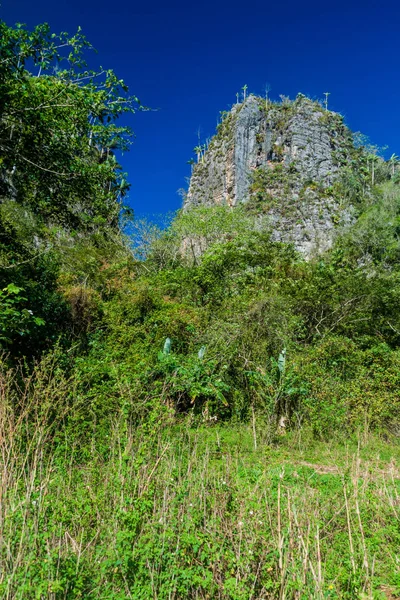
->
[[185, 94, 391, 256], [1, 21, 400, 600]]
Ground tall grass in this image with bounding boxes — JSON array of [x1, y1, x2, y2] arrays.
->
[[0, 356, 399, 599]]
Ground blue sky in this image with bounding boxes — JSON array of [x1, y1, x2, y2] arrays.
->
[[1, 0, 400, 218]]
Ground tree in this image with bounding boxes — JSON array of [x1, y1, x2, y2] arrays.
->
[[265, 83, 271, 110], [193, 146, 202, 163], [0, 21, 141, 231], [242, 84, 248, 101], [389, 153, 399, 178], [323, 92, 330, 111], [0, 20, 142, 355], [368, 152, 379, 186]]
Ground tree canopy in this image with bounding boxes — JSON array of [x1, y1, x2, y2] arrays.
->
[[0, 21, 141, 354]]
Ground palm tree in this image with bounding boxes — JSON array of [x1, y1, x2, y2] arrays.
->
[[193, 146, 202, 163], [389, 153, 399, 177], [242, 84, 248, 101], [265, 84, 271, 110], [369, 153, 379, 186]]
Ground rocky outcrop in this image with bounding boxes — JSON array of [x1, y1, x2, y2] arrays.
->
[[184, 94, 356, 256], [0, 166, 17, 201]]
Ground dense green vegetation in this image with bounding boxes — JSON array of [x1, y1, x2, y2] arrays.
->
[[1, 21, 400, 599], [0, 20, 138, 356]]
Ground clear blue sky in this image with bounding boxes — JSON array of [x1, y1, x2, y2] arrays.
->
[[1, 0, 400, 218]]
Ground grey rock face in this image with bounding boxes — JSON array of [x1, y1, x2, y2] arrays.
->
[[0, 167, 17, 201], [282, 101, 340, 183], [185, 94, 355, 257], [233, 96, 264, 203]]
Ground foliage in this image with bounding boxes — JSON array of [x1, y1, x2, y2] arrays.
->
[[1, 358, 400, 599], [0, 283, 44, 345], [3, 19, 400, 597], [247, 163, 298, 214], [0, 21, 140, 229], [0, 20, 140, 354]]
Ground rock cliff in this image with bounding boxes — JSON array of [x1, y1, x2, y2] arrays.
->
[[185, 94, 357, 256]]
